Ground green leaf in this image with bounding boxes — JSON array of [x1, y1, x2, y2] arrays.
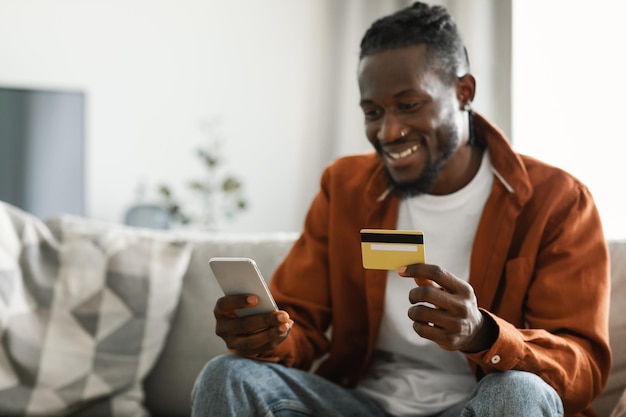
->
[[222, 177, 242, 192], [158, 185, 172, 197]]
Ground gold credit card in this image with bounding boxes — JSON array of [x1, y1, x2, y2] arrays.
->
[[360, 229, 425, 270]]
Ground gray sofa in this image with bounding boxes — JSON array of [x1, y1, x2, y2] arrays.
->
[[0, 204, 623, 416], [144, 228, 626, 417]]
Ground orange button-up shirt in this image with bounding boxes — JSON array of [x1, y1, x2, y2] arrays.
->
[[265, 113, 611, 417]]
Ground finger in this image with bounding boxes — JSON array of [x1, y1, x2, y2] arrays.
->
[[411, 321, 458, 349], [226, 316, 293, 355], [409, 307, 444, 341], [408, 285, 454, 310], [216, 310, 290, 338], [409, 283, 479, 325], [411, 318, 473, 351], [408, 303, 458, 329], [396, 267, 438, 288], [227, 323, 292, 356], [408, 305, 467, 350], [214, 294, 259, 318], [398, 264, 469, 295]]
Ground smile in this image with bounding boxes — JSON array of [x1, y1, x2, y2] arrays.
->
[[384, 144, 421, 160]]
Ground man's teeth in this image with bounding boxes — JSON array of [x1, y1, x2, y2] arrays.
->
[[386, 144, 421, 160]]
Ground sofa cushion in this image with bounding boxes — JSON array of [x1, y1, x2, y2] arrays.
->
[[611, 388, 626, 417], [0, 203, 191, 417], [593, 241, 626, 417], [143, 232, 298, 417]]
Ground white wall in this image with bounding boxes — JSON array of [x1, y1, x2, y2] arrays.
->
[[0, 1, 531, 237], [512, 0, 626, 240], [0, 0, 334, 232]]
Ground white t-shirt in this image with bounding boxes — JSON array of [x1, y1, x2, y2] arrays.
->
[[356, 151, 494, 416]]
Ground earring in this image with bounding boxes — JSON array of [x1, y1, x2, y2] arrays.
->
[[463, 102, 472, 111], [400, 130, 406, 137]]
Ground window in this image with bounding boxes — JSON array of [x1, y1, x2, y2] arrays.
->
[[512, 0, 626, 239]]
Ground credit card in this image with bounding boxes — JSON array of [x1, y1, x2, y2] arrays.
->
[[360, 229, 425, 270]]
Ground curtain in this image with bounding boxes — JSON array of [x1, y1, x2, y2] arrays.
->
[[441, 0, 512, 140]]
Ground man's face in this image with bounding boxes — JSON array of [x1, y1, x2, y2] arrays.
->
[[358, 45, 468, 196]]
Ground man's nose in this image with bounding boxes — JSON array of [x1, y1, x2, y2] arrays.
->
[[377, 114, 405, 143]]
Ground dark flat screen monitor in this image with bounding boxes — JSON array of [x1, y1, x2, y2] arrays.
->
[[0, 86, 86, 219]]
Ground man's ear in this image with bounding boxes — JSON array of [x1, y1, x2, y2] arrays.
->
[[457, 74, 476, 109]]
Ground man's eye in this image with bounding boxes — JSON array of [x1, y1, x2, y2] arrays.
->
[[363, 108, 382, 120], [399, 102, 419, 111]]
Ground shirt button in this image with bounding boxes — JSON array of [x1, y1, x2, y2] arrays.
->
[[491, 355, 501, 364]]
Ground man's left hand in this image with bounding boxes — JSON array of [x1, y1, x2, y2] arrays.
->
[[398, 263, 498, 353]]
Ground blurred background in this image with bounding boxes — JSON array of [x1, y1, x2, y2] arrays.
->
[[1, 0, 624, 239]]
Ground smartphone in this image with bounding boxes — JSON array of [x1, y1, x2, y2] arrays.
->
[[209, 257, 279, 317]]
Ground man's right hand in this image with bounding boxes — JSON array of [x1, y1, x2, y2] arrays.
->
[[214, 294, 293, 357]]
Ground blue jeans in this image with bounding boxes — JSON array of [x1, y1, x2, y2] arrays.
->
[[191, 354, 564, 417]]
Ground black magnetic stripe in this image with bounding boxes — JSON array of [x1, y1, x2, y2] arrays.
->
[[360, 232, 424, 244]]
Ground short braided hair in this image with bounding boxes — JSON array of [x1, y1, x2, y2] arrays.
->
[[359, 2, 470, 84]]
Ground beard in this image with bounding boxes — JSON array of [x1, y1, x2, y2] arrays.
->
[[383, 159, 441, 197], [382, 125, 460, 198]]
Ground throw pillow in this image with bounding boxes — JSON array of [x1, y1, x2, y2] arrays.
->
[[0, 202, 192, 416]]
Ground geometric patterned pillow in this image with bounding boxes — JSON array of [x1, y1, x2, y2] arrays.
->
[[0, 202, 192, 417]]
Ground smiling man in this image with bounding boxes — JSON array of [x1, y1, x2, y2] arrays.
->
[[358, 43, 480, 197], [192, 3, 611, 417]]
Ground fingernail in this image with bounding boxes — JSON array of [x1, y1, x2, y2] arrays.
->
[[397, 266, 407, 274], [247, 295, 258, 304]]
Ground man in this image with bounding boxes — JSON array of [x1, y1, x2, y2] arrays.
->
[[192, 3, 611, 416]]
